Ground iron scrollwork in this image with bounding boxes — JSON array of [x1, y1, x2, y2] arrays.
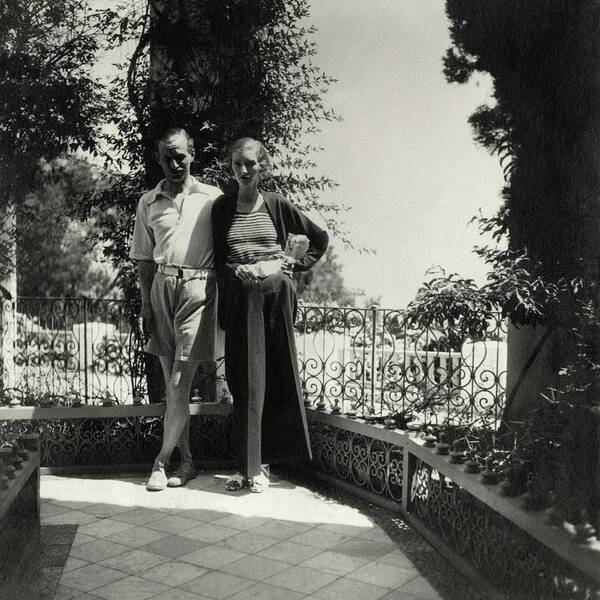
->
[[0, 415, 234, 468], [308, 419, 403, 503], [409, 459, 600, 599], [297, 304, 507, 429]]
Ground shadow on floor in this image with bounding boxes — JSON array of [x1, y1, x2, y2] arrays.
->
[[8, 524, 78, 600], [40, 471, 488, 600]]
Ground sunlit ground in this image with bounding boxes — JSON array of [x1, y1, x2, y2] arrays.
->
[[39, 472, 451, 600]]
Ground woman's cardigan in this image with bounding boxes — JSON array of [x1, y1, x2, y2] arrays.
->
[[211, 191, 329, 329]]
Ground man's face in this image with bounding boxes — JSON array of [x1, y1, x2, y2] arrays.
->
[[157, 133, 194, 185]]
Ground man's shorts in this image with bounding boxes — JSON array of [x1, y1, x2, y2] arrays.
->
[[146, 271, 217, 362]]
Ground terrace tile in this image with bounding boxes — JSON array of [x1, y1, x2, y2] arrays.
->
[[228, 581, 305, 600], [287, 528, 351, 549], [146, 515, 204, 534], [104, 524, 170, 548], [312, 577, 390, 600], [58, 563, 127, 592], [220, 555, 290, 581], [178, 523, 239, 543], [111, 508, 168, 526], [139, 534, 207, 558], [180, 571, 254, 599], [139, 560, 208, 586], [152, 589, 213, 600], [347, 561, 418, 588], [77, 518, 135, 538], [264, 564, 338, 594], [217, 530, 280, 554], [69, 538, 131, 563], [178, 545, 248, 569], [42, 510, 98, 526], [42, 472, 481, 600], [91, 574, 169, 600], [300, 550, 371, 575], [251, 520, 312, 540], [329, 537, 395, 560], [257, 540, 324, 564], [99, 548, 168, 574]]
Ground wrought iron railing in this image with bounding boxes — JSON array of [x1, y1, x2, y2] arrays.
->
[[0, 297, 144, 406], [0, 299, 507, 425], [305, 410, 600, 599], [296, 305, 507, 429]]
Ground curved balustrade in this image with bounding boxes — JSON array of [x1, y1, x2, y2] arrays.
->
[[1, 299, 506, 425], [2, 297, 144, 406], [296, 304, 507, 429]]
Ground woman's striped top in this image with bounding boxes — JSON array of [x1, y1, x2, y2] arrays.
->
[[226, 202, 284, 265]]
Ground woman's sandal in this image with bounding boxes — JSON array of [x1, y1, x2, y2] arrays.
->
[[248, 468, 270, 494], [225, 473, 246, 492]]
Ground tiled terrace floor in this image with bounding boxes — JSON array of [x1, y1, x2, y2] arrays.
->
[[40, 472, 480, 600]]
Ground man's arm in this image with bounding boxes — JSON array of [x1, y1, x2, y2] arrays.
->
[[137, 259, 156, 338]]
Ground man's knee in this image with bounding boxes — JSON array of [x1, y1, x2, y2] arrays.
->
[[170, 370, 182, 389], [168, 361, 197, 397]]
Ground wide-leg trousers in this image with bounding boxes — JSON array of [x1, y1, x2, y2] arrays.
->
[[223, 271, 312, 479]]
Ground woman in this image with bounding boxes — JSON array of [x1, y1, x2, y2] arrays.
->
[[212, 137, 328, 492]]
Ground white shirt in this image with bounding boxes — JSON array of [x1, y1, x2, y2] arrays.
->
[[129, 177, 221, 269]]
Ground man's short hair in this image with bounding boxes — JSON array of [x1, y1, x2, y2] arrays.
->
[[155, 128, 195, 153]]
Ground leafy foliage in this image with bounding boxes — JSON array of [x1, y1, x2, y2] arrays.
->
[[444, 0, 600, 274], [295, 246, 357, 306], [437, 5, 600, 517], [17, 157, 116, 298], [405, 267, 496, 347], [443, 1, 600, 408], [0, 0, 111, 197], [0, 0, 116, 282]]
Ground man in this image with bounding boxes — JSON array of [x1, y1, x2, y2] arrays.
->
[[129, 127, 222, 491]]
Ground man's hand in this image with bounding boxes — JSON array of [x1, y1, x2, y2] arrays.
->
[[235, 264, 261, 282], [139, 302, 154, 340]]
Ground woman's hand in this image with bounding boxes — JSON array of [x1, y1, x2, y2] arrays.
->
[[281, 256, 296, 276], [235, 263, 261, 282]]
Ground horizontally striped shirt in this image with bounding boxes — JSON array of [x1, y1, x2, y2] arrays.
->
[[226, 202, 284, 265]]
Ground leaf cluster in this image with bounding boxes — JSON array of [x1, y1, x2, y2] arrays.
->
[[405, 266, 498, 346], [444, 0, 600, 265], [0, 0, 112, 199]]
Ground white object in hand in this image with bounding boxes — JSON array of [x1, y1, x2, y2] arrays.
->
[[285, 234, 309, 259], [256, 260, 282, 277]]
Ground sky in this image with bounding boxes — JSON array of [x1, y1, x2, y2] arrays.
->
[[305, 0, 504, 307], [94, 0, 504, 308]]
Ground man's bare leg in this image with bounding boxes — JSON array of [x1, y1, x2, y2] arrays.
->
[[146, 358, 197, 490], [158, 357, 193, 468]]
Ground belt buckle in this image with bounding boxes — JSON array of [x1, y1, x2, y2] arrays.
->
[[177, 267, 184, 278]]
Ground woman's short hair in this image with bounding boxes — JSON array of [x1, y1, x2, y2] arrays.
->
[[230, 137, 272, 175]]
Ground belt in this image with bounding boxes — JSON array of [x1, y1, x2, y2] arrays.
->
[[157, 264, 215, 279]]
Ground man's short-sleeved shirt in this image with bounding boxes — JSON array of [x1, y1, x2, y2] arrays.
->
[[129, 177, 222, 268]]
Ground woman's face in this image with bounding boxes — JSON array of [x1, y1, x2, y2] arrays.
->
[[232, 144, 261, 188]]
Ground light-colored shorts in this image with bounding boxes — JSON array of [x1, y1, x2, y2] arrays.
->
[[146, 271, 217, 362]]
